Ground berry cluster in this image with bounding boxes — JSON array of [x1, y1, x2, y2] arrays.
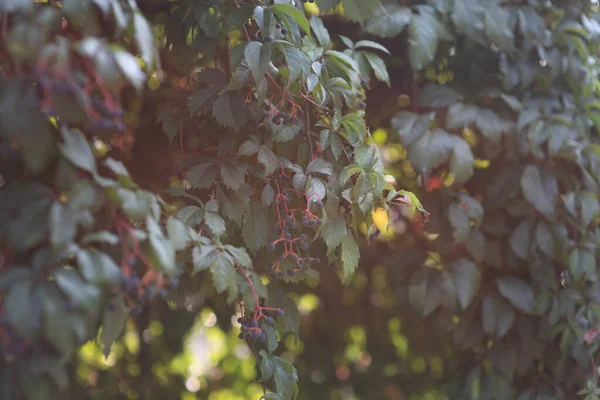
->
[[300, 0, 316, 3], [108, 215, 178, 316], [261, 99, 304, 127], [266, 179, 324, 279], [275, 23, 288, 37], [107, 268, 175, 316], [238, 308, 284, 344], [0, 311, 29, 364]]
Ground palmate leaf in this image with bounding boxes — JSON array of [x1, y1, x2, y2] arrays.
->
[[365, 1, 412, 37], [408, 7, 442, 71], [212, 91, 248, 131]]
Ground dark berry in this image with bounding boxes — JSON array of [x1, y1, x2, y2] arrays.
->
[[276, 23, 281, 29], [316, 201, 324, 208], [285, 215, 293, 222], [299, 234, 307, 240], [292, 255, 299, 261], [264, 35, 273, 42], [278, 255, 285, 262], [274, 200, 280, 206], [291, 222, 298, 229], [283, 225, 289, 232], [158, 289, 167, 298], [359, 102, 367, 110], [239, 332, 246, 339], [237, 317, 243, 323], [268, 243, 276, 251], [300, 242, 309, 250], [308, 220, 316, 226], [302, 221, 309, 227], [277, 309, 285, 316], [284, 233, 292, 240], [297, 109, 304, 117], [170, 278, 180, 287], [290, 116, 298, 123], [285, 198, 291, 204], [316, 219, 323, 225], [281, 28, 288, 35], [250, 320, 259, 328], [258, 333, 266, 342], [278, 271, 285, 278], [287, 270, 295, 276], [265, 317, 274, 326]]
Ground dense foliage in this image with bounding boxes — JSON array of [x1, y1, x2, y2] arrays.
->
[[3, 0, 600, 399]]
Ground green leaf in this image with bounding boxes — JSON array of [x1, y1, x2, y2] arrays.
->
[[407, 128, 454, 171], [274, 356, 299, 400], [242, 202, 269, 254], [305, 177, 326, 203], [43, 286, 76, 358], [113, 50, 146, 91], [448, 258, 480, 310], [277, 41, 311, 84], [186, 162, 218, 190], [306, 158, 333, 176], [267, 283, 301, 334], [167, 216, 190, 251], [362, 51, 390, 86], [133, 12, 158, 68], [580, 191, 600, 227], [192, 244, 217, 273], [219, 161, 247, 191], [269, 4, 311, 37], [226, 3, 255, 31], [212, 92, 249, 131], [408, 9, 441, 71], [322, 215, 347, 252], [245, 41, 271, 85], [204, 200, 226, 236], [365, 2, 412, 37], [176, 205, 205, 227], [99, 298, 129, 356], [449, 136, 474, 183], [355, 40, 390, 55], [53, 268, 101, 316], [76, 249, 121, 286], [521, 165, 557, 216], [497, 276, 536, 314], [310, 17, 330, 48], [188, 86, 222, 116], [147, 216, 176, 275], [238, 139, 259, 156], [4, 279, 42, 340], [49, 202, 77, 249], [341, 0, 379, 24], [0, 0, 31, 12], [341, 231, 360, 283], [418, 84, 463, 108], [408, 267, 429, 315], [260, 350, 276, 381], [210, 251, 238, 303], [448, 202, 470, 243], [258, 145, 279, 176], [59, 128, 97, 174], [510, 219, 532, 260], [225, 245, 253, 268], [262, 184, 275, 207], [390, 111, 432, 147], [482, 293, 515, 338]]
